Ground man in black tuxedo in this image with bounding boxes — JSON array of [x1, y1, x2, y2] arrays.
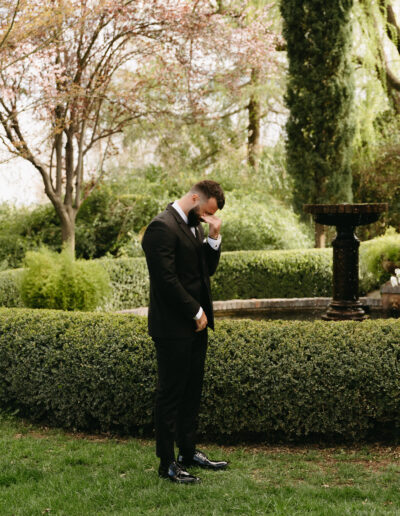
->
[[141, 180, 228, 484]]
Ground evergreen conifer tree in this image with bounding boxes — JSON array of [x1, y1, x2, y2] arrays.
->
[[280, 0, 355, 219]]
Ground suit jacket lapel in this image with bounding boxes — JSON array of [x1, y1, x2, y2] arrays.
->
[[166, 203, 201, 248]]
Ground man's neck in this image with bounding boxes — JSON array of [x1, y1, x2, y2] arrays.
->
[[176, 198, 188, 216], [172, 200, 189, 225]]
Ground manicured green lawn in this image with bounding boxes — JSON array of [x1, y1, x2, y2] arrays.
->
[[1, 412, 399, 515]]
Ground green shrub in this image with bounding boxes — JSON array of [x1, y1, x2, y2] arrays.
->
[[97, 256, 150, 310], [219, 193, 313, 251], [0, 203, 60, 270], [20, 248, 111, 311], [211, 248, 333, 299], [1, 308, 400, 441], [3, 250, 332, 311], [0, 269, 24, 308], [359, 227, 400, 291], [75, 186, 168, 259], [98, 237, 398, 304]]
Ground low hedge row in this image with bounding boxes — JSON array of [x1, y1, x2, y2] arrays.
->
[[99, 231, 400, 304], [1, 307, 400, 441], [99, 256, 150, 310], [210, 248, 333, 299], [100, 248, 335, 307], [0, 233, 397, 310], [0, 249, 334, 310]]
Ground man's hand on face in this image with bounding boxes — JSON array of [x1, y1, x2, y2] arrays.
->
[[201, 213, 221, 239], [195, 311, 208, 332]]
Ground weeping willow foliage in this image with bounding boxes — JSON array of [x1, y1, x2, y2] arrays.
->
[[280, 0, 355, 217], [350, 1, 400, 235], [352, 1, 391, 156], [351, 0, 400, 162]]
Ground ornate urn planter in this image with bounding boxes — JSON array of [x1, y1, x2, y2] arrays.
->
[[304, 203, 388, 321]]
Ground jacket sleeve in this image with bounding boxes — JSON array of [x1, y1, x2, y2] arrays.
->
[[202, 239, 221, 277], [141, 219, 201, 319]]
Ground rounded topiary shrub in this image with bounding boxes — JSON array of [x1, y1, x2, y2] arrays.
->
[[20, 248, 111, 311]]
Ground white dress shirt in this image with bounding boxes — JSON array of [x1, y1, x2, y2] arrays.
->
[[171, 200, 221, 320]]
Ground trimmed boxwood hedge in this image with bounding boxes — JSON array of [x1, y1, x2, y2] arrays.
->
[[98, 256, 150, 310], [1, 249, 334, 310], [211, 248, 333, 300], [0, 240, 393, 310], [100, 248, 335, 308], [1, 307, 400, 442]]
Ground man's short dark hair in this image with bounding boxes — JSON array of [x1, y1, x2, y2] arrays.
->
[[190, 180, 225, 210]]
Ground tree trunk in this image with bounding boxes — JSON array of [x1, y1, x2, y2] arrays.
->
[[61, 220, 75, 255], [54, 203, 76, 256], [315, 223, 326, 248], [247, 68, 261, 169]]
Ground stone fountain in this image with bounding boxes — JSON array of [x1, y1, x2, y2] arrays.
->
[[304, 203, 388, 321]]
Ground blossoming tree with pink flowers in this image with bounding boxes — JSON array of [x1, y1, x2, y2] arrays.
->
[[0, 0, 278, 254]]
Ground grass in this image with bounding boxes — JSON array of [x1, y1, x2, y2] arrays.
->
[[1, 413, 400, 515]]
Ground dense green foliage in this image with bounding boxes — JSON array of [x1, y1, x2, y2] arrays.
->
[[0, 269, 24, 308], [74, 181, 171, 259], [211, 248, 332, 299], [20, 249, 111, 311], [0, 167, 310, 266], [1, 308, 400, 441], [219, 192, 313, 251], [281, 0, 355, 216], [353, 112, 400, 240], [1, 248, 334, 310], [98, 257, 150, 311], [359, 228, 400, 290], [0, 204, 60, 270]]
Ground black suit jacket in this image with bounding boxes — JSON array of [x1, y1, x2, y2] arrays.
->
[[141, 203, 221, 338]]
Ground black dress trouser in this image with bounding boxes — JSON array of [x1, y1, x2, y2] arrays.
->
[[152, 328, 208, 464]]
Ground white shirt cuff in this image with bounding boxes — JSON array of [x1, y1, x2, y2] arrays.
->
[[207, 235, 221, 250], [193, 306, 203, 320]]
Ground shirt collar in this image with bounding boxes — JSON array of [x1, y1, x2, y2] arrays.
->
[[172, 200, 188, 224]]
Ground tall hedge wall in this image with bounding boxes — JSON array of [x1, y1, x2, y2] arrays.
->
[[1, 308, 400, 442]]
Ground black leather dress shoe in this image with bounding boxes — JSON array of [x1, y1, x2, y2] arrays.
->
[[177, 449, 229, 470], [158, 461, 201, 484]]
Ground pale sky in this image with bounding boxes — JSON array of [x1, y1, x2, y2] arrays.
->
[[0, 157, 47, 207]]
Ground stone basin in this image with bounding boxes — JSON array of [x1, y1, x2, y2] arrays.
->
[[303, 203, 387, 227]]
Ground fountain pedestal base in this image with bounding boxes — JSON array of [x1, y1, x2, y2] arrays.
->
[[322, 300, 367, 321]]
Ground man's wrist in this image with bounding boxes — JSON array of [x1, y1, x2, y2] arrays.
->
[[209, 233, 220, 240]]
